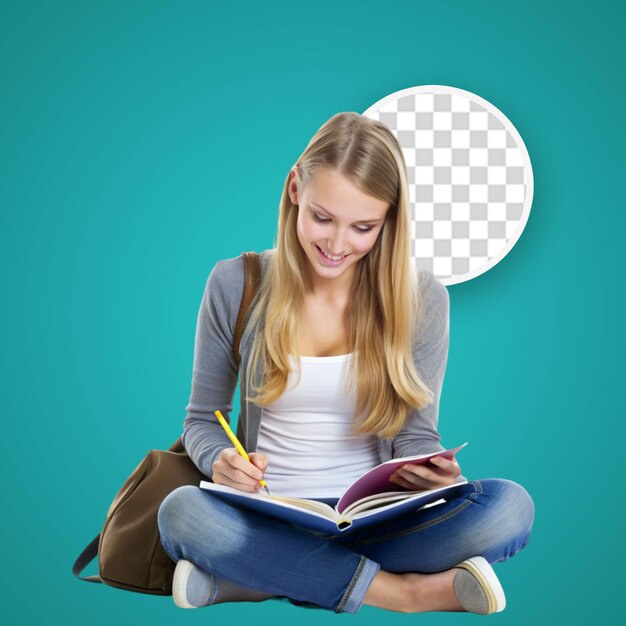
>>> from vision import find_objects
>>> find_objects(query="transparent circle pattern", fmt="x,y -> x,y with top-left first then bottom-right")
363,85 -> 533,285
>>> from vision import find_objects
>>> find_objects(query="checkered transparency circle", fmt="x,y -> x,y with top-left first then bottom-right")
363,85 -> 533,286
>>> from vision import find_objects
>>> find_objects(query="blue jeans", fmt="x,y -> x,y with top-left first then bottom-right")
157,478 -> 534,614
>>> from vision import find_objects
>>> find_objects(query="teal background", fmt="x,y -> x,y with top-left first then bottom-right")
2,1 -> 624,624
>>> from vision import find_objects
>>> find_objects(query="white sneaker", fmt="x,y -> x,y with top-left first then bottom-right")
172,559 -> 214,609
452,556 -> 506,614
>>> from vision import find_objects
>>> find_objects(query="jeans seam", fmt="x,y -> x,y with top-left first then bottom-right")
159,535 -> 178,563
349,480 -> 483,547
336,554 -> 367,613
207,572 -> 216,603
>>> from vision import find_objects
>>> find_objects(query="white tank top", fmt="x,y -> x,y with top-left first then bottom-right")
255,352 -> 380,498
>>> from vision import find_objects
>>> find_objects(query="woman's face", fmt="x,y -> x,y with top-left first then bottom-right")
288,166 -> 390,292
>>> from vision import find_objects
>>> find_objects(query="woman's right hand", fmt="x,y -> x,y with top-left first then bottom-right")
212,447 -> 269,492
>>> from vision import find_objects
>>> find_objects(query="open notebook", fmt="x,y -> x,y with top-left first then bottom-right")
199,442 -> 468,535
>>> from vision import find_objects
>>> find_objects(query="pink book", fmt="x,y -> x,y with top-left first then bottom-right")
337,442 -> 468,512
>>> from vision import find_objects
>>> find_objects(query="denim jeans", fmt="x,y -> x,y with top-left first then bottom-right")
157,477 -> 534,614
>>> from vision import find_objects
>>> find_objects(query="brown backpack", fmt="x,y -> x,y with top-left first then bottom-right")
72,252 -> 261,595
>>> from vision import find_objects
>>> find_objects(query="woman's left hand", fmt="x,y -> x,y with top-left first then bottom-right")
389,455 -> 462,490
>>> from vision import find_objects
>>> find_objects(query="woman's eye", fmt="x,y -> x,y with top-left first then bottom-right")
312,213 -> 330,223
313,213 -> 374,234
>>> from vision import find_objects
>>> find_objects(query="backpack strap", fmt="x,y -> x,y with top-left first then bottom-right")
233,251 -> 261,368
72,535 -> 103,583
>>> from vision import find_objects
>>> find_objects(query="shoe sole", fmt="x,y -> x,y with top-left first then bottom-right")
455,556 -> 506,614
172,559 -> 198,609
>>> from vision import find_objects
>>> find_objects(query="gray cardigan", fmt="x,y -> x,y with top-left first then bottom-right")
182,248 -> 451,482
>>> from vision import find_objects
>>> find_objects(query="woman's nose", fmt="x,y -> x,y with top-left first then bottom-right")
327,230 -> 348,254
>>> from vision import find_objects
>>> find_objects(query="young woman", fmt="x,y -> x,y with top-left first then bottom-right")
157,112 -> 535,614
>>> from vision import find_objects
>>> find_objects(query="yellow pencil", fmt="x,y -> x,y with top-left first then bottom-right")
214,410 -> 271,496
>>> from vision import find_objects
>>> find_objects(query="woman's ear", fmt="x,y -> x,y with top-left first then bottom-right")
288,166 -> 300,204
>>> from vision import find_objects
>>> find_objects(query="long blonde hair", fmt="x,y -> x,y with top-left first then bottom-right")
244,112 -> 433,440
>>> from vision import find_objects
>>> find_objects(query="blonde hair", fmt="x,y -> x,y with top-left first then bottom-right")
244,112 -> 433,439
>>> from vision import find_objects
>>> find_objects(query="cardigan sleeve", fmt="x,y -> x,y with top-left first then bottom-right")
181,256 -> 244,479
391,270 -> 450,459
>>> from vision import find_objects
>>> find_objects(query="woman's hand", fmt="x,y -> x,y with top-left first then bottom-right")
389,455 -> 461,491
212,448 -> 269,492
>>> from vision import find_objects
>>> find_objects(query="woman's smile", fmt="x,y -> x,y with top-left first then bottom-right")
315,244 -> 350,266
